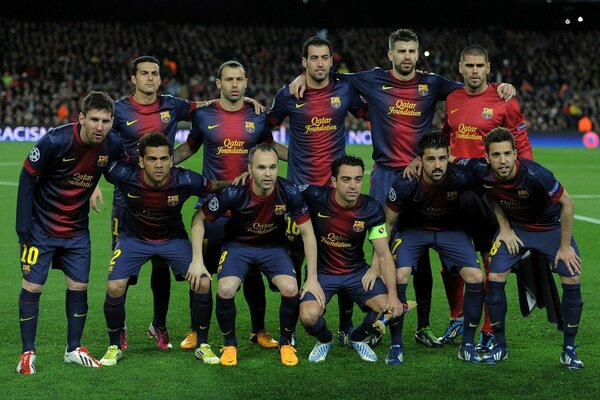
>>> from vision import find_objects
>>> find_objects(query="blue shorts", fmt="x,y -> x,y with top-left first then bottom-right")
204,217 -> 228,274
301,268 -> 388,311
111,188 -> 126,250
459,191 -> 497,252
217,242 -> 296,281
393,229 -> 480,271
369,163 -> 404,206
20,225 -> 91,284
108,236 -> 192,281
489,226 -> 580,277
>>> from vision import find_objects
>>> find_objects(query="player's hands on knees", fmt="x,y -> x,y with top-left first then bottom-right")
403,157 -> 422,180
497,83 -> 516,101
186,260 -> 211,292
90,186 -> 104,213
232,171 -> 250,185
301,278 -> 325,309
243,97 -> 266,115
361,267 -> 380,292
555,245 -> 582,276
288,74 -> 307,100
495,229 -> 523,255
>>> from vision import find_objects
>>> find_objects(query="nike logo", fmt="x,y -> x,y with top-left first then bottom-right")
208,124 -> 220,129
20,316 -> 36,322
220,330 -> 232,336
240,210 -> 253,214
126,119 -> 139,126
381,85 -> 393,90
127,193 -> 141,199
450,108 -> 459,114
108,328 -> 121,332
295,103 -> 307,109
469,323 -> 479,328
62,157 -> 77,163
199,325 -> 209,330
567,323 -> 579,328
483,184 -> 494,189
73,313 -> 87,318
490,321 -> 502,327
317,212 -> 330,218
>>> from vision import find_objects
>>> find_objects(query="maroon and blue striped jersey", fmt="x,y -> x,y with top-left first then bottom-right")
17,123 -> 126,238
107,164 -> 212,241
268,79 -> 367,186
386,164 -> 480,231
202,178 -> 310,246
457,158 -> 564,231
339,69 -> 461,168
114,94 -> 195,157
187,102 -> 273,181
301,185 -> 385,275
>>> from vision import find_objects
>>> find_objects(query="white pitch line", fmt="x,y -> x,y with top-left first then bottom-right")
0,181 -> 18,186
571,195 -> 600,199
575,215 -> 600,225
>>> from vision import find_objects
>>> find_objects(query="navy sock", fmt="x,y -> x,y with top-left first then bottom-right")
561,283 -> 583,348
279,293 -> 300,344
66,289 -> 88,352
389,283 -> 407,346
337,291 -> 354,332
19,289 -> 41,353
150,259 -> 171,327
243,272 -> 266,333
303,317 -> 332,343
188,289 -> 194,330
349,311 -> 379,342
486,281 -> 507,347
104,293 -> 125,347
216,295 -> 237,346
192,291 -> 213,345
414,255 -> 433,330
462,282 -> 484,345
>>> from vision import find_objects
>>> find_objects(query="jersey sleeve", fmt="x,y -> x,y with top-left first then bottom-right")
386,178 -> 415,213
267,86 -> 289,128
336,69 -> 375,98
258,113 -> 274,144
15,167 -> 37,243
189,170 -> 213,197
346,83 -> 368,118
505,99 -> 533,160
434,75 -> 463,100
176,96 -> 196,122
287,184 -> 310,225
202,186 -> 238,221
22,132 -> 55,176
187,112 -> 205,152
531,162 -> 564,204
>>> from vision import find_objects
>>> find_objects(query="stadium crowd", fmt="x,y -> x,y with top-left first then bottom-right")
0,19 -> 598,131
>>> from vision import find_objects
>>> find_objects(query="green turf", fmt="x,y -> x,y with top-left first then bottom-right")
0,143 -> 598,399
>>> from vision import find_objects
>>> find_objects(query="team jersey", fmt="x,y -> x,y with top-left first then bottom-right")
442,85 -> 533,159
107,164 -> 212,241
268,79 -> 367,185
301,185 -> 386,275
17,123 -> 125,237
386,163 -> 480,231
187,102 -> 273,181
458,157 -> 564,231
114,94 -> 195,157
203,178 -> 310,246
339,69 -> 462,168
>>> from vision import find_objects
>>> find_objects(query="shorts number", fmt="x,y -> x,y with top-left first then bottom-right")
20,245 -> 39,265
108,249 -> 122,273
391,238 -> 402,255
202,238 -> 209,256
490,240 -> 501,256
112,217 -> 119,237
218,250 -> 228,266
286,215 -> 300,236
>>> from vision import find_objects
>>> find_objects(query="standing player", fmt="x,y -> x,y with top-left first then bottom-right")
437,45 -> 533,350
457,128 -> 583,369
15,91 -> 125,374
383,133 -> 485,364
290,29 -> 515,347
99,133 -> 230,366
299,155 -> 402,364
269,36 -> 368,343
189,144 -> 318,366
173,60 -> 287,354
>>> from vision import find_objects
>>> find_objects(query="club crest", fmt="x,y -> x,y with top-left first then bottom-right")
418,84 -> 429,96
353,220 -> 365,232
160,111 -> 171,123
167,195 -> 179,206
330,96 -> 341,109
97,155 -> 109,167
245,121 -> 255,133
274,204 -> 287,215
482,107 -> 494,119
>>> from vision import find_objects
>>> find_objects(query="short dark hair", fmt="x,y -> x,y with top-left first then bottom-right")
248,143 -> 277,164
81,91 -> 114,116
302,36 -> 333,59
484,127 -> 515,153
331,155 -> 365,179
460,45 -> 489,62
417,132 -> 449,157
130,56 -> 160,76
138,132 -> 171,157
389,28 -> 419,49
217,60 -> 246,79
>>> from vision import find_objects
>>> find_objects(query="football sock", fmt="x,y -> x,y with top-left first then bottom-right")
66,289 -> 87,352
19,288 -> 41,353
390,283 -> 408,346
480,258 -> 492,333
279,293 -> 300,344
243,271 -> 266,333
192,291 -> 213,344
462,282 -> 484,345
561,283 -> 583,348
441,266 -> 464,319
349,311 -> 379,342
486,281 -> 507,347
414,254 -> 433,330
104,293 -> 125,347
216,295 -> 237,346
303,317 -> 332,344
337,291 -> 354,332
150,258 -> 171,328
188,289 -> 194,330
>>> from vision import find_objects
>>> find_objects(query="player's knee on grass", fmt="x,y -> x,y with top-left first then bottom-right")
460,267 -> 483,284
300,301 -> 322,325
